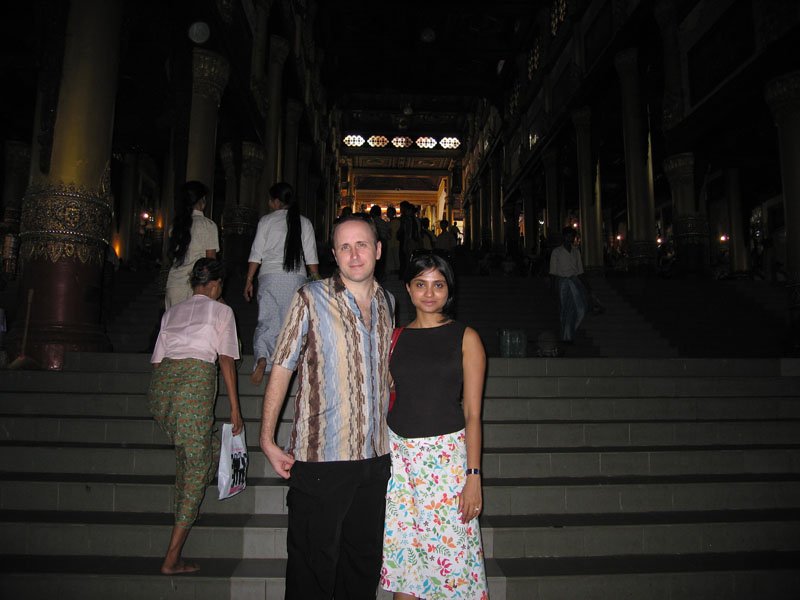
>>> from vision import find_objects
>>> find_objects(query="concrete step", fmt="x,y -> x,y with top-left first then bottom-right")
3,415 -> 800,449
5,368 -> 800,398
56,352 -> 799,377
3,438 -> 799,479
1,553 -> 798,600
3,475 -> 799,516
3,510 -> 799,559
5,392 -> 799,425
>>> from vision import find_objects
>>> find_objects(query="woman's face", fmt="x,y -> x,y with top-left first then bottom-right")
407,267 -> 448,315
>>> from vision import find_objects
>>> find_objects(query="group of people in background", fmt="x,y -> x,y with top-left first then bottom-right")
152,181 -> 488,598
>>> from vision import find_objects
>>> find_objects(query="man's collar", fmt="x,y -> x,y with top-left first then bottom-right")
331,272 -> 379,297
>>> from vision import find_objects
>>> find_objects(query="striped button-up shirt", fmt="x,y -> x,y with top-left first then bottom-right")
272,273 -> 394,462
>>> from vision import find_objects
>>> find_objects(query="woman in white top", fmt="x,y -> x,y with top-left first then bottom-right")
165,181 -> 220,308
149,258 -> 243,575
244,182 -> 319,385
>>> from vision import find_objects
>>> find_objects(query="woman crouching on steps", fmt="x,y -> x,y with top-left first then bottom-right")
149,258 -> 243,574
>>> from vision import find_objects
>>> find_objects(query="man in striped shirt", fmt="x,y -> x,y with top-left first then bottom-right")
259,213 -> 394,599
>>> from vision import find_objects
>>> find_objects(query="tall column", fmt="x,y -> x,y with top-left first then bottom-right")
653,0 -> 685,130
463,199 -> 473,249
186,48 -> 229,214
724,168 -> 749,274
478,179 -> 491,249
222,142 -> 263,278
615,48 -> 656,268
219,143 -> 238,212
572,108 -> 602,269
521,177 -> 536,254
543,149 -> 560,242
765,71 -> 800,348
260,36 -> 290,210
489,157 -> 503,248
296,143 -> 312,215
282,100 -> 303,188
663,152 -> 709,275
249,0 -> 273,116
1,141 -> 30,277
592,159 -> 605,265
14,0 -> 123,369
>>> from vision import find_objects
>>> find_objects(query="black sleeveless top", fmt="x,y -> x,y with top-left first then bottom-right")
387,321 -> 466,438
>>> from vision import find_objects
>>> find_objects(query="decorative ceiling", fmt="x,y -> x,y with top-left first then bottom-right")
315,1 -> 546,199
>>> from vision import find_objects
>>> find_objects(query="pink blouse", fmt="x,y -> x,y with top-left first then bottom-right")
151,294 -> 240,364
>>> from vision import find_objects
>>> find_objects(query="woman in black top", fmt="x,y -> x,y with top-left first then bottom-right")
380,250 -> 489,599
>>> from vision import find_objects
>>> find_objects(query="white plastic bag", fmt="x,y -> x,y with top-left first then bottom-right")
218,423 -> 248,500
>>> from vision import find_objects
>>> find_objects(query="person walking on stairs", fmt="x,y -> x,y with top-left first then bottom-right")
244,182 -> 319,386
164,181 -> 219,309
149,258 -> 244,575
549,226 -> 588,343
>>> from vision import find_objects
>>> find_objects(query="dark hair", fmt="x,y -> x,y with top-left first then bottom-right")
332,212 -> 379,243
169,181 -> 208,266
440,219 -> 449,229
190,257 -> 225,287
369,204 -> 382,218
387,206 -> 396,218
270,182 -> 304,273
403,250 -> 456,319
562,226 -> 577,242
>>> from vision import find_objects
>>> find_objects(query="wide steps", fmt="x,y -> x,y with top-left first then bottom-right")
2,353 -> 799,599
3,509 -> 800,559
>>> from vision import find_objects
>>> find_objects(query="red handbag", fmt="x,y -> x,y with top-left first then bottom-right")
388,327 -> 404,411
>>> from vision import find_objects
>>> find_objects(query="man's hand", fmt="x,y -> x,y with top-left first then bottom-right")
261,439 -> 295,479
244,279 -> 254,302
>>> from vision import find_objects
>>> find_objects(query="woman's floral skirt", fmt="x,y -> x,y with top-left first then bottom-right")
381,428 -> 489,599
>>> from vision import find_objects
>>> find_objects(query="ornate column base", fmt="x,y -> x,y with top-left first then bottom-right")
673,215 -> 710,277
627,240 -> 657,272
9,183 -> 113,369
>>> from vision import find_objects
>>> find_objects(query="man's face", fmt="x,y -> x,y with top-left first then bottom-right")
332,220 -> 382,284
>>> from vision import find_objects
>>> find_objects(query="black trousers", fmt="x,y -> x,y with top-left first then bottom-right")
285,454 -> 391,600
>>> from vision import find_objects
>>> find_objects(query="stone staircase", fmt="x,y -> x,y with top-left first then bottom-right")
606,276 -> 789,357
2,353 -> 800,599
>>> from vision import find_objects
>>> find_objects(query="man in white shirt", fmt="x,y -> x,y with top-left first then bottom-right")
549,227 -> 588,342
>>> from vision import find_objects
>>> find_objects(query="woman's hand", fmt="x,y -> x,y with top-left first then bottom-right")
457,474 -> 483,523
230,406 -> 244,436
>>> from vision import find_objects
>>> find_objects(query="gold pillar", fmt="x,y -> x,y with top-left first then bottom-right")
489,157 -> 503,248
615,48 -> 656,268
543,148 -> 560,242
664,152 -> 710,275
260,36 -> 290,210
186,48 -> 229,214
572,107 -> 602,269
725,168 -> 749,274
283,100 -> 303,188
14,0 -> 122,369
222,142 -> 263,277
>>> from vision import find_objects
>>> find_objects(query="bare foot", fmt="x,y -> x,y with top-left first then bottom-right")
161,560 -> 200,575
250,359 -> 267,385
